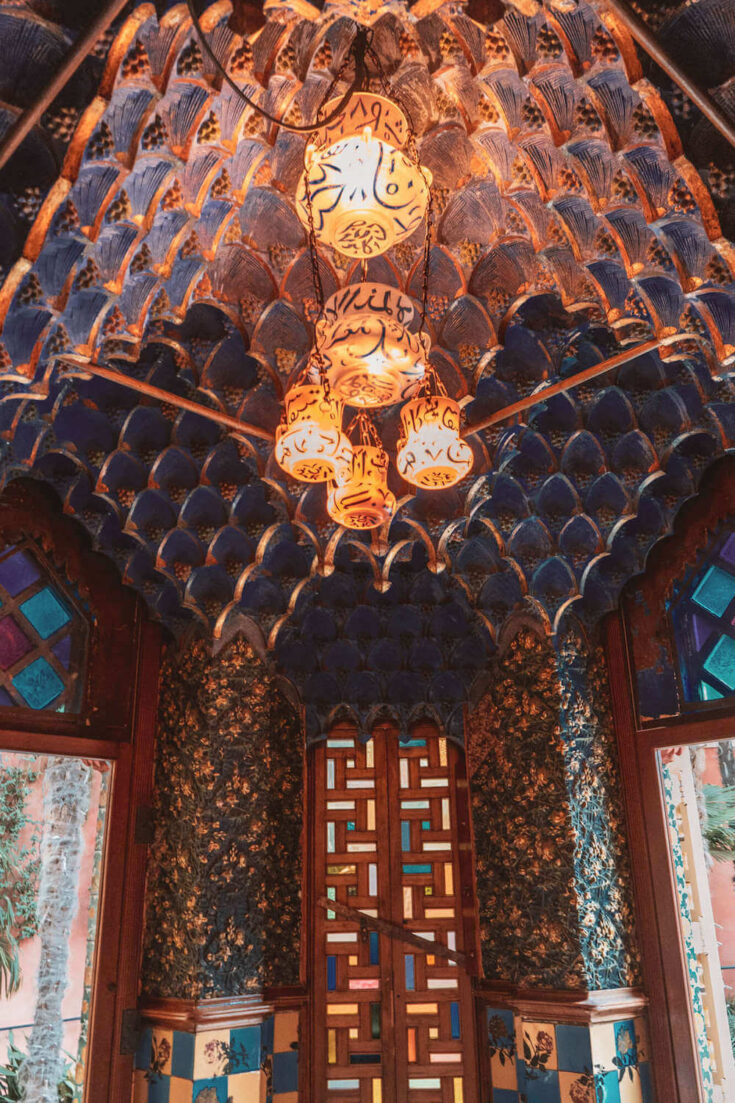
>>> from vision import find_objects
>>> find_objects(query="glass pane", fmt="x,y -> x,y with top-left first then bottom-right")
692,566 -> 735,617
658,740 -> 735,1099
0,544 -> 87,713
0,751 -> 111,1103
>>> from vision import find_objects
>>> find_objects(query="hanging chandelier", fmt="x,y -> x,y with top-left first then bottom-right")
276,47 -> 472,529
296,93 -> 432,259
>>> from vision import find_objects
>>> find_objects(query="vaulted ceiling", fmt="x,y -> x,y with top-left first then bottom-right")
0,0 -> 733,733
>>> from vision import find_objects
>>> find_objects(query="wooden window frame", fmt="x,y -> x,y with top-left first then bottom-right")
0,479 -> 161,1102
606,457 -> 735,1101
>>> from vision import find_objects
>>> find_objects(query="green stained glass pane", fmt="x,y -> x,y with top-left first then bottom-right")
692,566 -> 735,617
13,657 -> 64,709
20,587 -> 71,639
703,635 -> 735,690
370,1003 -> 381,1039
700,681 -> 724,701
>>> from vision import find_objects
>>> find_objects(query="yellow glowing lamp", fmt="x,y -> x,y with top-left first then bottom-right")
315,283 -> 430,408
274,383 -> 352,483
327,444 -> 396,530
296,93 -> 432,258
396,395 -> 473,489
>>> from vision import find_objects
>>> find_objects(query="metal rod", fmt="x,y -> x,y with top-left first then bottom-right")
601,0 -> 735,149
59,358 -> 275,443
462,337 -> 662,437
316,896 -> 468,968
0,0 -> 131,172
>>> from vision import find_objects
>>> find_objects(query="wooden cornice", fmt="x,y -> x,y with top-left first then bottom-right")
475,983 -> 648,1025
139,988 -> 308,1032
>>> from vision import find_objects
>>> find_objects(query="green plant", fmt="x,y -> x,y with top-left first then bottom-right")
0,1034 -> 76,1103
0,764 -> 39,997
703,784 -> 735,862
727,998 -> 735,1061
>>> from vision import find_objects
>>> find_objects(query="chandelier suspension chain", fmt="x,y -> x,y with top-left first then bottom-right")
185,0 -> 368,134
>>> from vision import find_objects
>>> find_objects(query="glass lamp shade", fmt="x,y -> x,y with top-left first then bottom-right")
295,93 -> 432,258
396,396 -> 473,489
327,445 -> 396,530
274,383 -> 352,483
314,283 -> 430,408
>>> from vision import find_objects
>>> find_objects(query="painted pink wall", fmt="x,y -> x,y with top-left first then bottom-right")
0,754 -> 104,1069
703,747 -> 735,995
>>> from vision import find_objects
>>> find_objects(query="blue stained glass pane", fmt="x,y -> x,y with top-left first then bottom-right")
0,551 -> 39,596
20,587 -> 71,639
347,821 -> 356,831
327,955 -> 336,991
692,566 -> 735,617
399,739 -> 426,747
403,863 -> 432,874
401,821 -> 411,851
422,821 -> 431,830
369,931 -> 379,965
13,657 -> 64,709
405,955 -> 415,990
700,681 -> 724,701
52,634 -> 72,669
721,533 -> 735,567
450,1002 -> 461,1040
349,1054 -> 380,1064
703,635 -> 735,690
692,613 -> 714,652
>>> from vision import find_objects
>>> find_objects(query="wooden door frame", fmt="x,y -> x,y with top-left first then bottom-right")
605,610 -> 735,1103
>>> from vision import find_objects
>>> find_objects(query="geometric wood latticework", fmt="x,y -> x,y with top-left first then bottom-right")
313,727 -> 478,1101
0,0 -> 733,668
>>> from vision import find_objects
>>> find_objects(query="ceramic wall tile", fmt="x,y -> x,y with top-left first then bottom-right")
194,1030 -> 231,1080
226,1070 -> 262,1103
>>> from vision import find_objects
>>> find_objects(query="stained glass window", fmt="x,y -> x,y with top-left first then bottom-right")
672,530 -> 735,706
0,543 -> 87,712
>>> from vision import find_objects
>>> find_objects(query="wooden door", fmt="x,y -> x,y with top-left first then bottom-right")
311,726 -> 480,1103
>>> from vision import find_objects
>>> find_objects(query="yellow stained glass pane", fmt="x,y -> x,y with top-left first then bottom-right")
372,1080 -> 382,1103
367,799 -> 376,830
349,1027 -> 358,1039
349,955 -> 358,965
407,1003 -> 438,1014
439,737 -> 447,766
328,1004 -> 359,1015
444,863 -> 453,895
366,739 -> 374,768
403,886 -> 413,918
429,1027 -> 439,1039
453,1077 -> 464,1103
328,1029 -> 336,1064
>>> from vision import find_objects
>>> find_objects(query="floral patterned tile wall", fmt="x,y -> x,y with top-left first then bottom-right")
487,1007 -> 655,1103
133,1011 -> 300,1103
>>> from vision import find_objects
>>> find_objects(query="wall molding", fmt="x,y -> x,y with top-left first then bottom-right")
139,989 -> 307,1032
476,983 -> 648,1024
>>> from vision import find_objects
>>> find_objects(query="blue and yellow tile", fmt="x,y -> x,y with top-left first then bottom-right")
555,1024 -> 592,1074
168,1076 -> 193,1103
194,1030 -> 231,1080
226,1070 -> 262,1102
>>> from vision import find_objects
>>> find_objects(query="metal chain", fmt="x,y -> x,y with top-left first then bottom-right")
364,43 -> 433,336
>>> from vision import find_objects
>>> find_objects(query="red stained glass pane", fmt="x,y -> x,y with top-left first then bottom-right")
0,615 -> 32,670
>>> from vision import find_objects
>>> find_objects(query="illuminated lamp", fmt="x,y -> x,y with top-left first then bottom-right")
274,382 -> 352,483
327,444 -> 396,530
295,93 -> 432,258
396,394 -> 473,488
314,283 -> 430,408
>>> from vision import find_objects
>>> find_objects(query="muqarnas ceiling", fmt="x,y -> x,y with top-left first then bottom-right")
0,0 -> 733,665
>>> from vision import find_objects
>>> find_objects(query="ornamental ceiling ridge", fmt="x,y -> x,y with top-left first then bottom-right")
0,0 -> 732,659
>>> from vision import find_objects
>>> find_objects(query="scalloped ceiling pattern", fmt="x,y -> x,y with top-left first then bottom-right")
0,0 -> 734,734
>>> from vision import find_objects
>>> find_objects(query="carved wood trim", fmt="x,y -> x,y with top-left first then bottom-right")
475,983 -> 648,1025
139,990 -> 308,1032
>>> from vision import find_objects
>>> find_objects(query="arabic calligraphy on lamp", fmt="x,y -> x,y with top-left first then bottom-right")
296,93 -> 432,258
315,283 -> 430,407
274,383 -> 352,483
396,395 -> 473,488
327,445 -> 396,530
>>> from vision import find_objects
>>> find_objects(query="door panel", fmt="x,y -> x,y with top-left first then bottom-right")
312,729 -> 480,1102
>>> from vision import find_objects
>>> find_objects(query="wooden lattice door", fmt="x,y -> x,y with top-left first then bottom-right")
311,726 -> 480,1102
